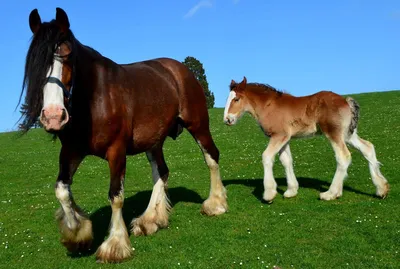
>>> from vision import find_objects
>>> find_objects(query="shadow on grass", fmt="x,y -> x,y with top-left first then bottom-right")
223,177 -> 374,202
68,186 -> 203,258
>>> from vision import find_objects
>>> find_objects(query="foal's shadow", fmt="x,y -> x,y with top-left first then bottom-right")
223,177 -> 374,202
69,186 -> 203,258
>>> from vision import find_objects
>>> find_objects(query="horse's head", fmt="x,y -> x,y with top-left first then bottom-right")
223,76 -> 248,126
21,8 -> 75,133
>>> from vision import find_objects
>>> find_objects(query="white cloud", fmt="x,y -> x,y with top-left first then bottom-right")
184,0 -> 213,19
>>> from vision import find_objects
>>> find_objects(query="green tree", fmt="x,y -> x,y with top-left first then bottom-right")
19,103 -> 42,130
182,56 -> 215,108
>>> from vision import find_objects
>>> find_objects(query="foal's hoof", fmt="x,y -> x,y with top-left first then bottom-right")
201,195 -> 228,216
376,182 -> 390,199
263,190 -> 277,203
283,189 -> 298,198
319,190 -> 340,201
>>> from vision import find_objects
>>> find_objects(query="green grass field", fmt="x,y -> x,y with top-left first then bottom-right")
0,91 -> 399,269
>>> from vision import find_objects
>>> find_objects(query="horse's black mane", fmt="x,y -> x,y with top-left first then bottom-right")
18,20 -> 77,132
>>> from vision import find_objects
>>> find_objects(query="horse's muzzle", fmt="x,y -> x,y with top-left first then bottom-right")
40,105 -> 69,132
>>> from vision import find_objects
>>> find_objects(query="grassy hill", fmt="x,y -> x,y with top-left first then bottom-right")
0,90 -> 399,268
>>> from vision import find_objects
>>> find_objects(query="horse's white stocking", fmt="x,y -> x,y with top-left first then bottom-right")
320,140 -> 351,200
131,151 -> 171,236
279,144 -> 299,198
262,136 -> 289,202
200,148 -> 227,216
347,131 -> 389,198
55,182 -> 93,252
96,192 -> 132,263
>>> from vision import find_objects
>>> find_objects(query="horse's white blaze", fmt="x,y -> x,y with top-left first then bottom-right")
223,91 -> 236,123
43,59 -> 65,108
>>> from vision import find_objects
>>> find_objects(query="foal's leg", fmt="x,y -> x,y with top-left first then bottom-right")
279,144 -> 299,198
188,128 -> 228,216
347,131 -> 389,198
320,138 -> 351,200
262,136 -> 289,202
96,145 -> 132,263
55,147 -> 93,252
131,146 -> 171,236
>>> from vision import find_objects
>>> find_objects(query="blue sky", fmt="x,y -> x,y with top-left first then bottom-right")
1,0 -> 399,132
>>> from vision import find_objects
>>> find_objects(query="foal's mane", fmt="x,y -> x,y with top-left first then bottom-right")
248,83 -> 283,96
18,20 -> 77,131
231,82 -> 283,96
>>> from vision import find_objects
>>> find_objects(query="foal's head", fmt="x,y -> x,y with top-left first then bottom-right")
223,77 -> 249,126
20,8 -> 75,132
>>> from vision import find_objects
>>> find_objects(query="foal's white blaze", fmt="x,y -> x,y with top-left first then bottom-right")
223,91 -> 237,125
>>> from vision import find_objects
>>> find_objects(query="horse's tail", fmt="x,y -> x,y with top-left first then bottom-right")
346,97 -> 360,136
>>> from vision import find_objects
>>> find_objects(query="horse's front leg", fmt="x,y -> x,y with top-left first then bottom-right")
96,144 -> 132,263
55,146 -> 93,252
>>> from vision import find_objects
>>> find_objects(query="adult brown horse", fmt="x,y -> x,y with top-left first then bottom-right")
19,7 -> 227,263
224,77 -> 389,203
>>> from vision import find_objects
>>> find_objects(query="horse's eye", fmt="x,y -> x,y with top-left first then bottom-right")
233,98 -> 240,102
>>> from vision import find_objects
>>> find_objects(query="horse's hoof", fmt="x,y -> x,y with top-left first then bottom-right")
96,236 -> 133,263
201,195 -> 228,216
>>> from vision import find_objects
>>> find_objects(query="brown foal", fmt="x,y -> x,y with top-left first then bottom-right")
224,77 -> 389,202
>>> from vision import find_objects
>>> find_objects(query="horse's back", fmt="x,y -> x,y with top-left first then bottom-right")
152,58 -> 210,126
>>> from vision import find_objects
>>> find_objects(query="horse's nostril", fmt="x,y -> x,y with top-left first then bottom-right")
61,109 -> 67,121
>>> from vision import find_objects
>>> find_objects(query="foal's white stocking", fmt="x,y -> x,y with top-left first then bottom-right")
279,144 -> 299,198
262,136 -> 289,202
320,140 -> 351,200
347,131 -> 389,198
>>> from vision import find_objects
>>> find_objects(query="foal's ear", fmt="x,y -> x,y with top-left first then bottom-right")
55,7 -> 70,32
230,79 -> 236,87
29,9 -> 41,34
239,76 -> 247,87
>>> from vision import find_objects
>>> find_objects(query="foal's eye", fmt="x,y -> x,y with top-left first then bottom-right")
233,98 -> 240,102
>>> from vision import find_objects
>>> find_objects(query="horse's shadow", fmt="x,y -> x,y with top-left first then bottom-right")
69,177 -> 373,258
69,186 -> 203,258
223,177 -> 374,202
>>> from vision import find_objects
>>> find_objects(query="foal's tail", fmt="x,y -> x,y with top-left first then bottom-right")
346,97 -> 360,136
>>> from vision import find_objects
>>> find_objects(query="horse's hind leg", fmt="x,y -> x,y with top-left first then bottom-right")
187,126 -> 228,216
320,137 -> 351,200
279,144 -> 299,198
131,145 -> 171,236
55,147 -> 93,253
347,131 -> 389,198
96,144 -> 132,263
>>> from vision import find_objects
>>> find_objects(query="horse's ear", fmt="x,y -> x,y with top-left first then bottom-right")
56,7 -> 70,32
230,79 -> 236,87
29,9 -> 41,34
